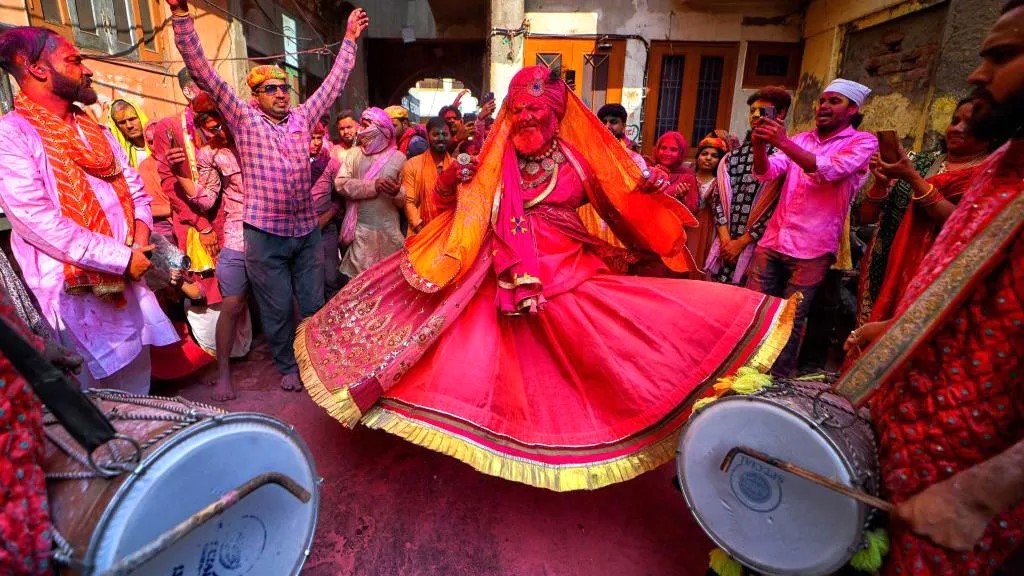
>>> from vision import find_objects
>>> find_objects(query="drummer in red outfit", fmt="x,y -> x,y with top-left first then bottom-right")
856,2 -> 1024,574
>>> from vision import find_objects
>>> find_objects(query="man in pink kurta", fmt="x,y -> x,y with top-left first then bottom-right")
0,27 -> 178,394
747,78 -> 878,376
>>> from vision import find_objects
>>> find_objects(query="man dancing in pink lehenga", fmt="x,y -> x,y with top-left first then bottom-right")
296,66 -> 796,491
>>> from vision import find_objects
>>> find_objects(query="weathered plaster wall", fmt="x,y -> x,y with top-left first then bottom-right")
795,0 -> 1003,151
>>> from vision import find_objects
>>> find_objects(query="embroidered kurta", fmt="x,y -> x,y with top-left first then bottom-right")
0,286 -> 52,576
869,140 -> 1024,576
0,112 -> 178,379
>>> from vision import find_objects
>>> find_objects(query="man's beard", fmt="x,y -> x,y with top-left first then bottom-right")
50,68 -> 97,105
512,115 -> 557,156
968,87 -> 1024,142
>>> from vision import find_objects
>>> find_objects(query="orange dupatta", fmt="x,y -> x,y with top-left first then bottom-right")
16,94 -> 135,304
401,88 -> 697,292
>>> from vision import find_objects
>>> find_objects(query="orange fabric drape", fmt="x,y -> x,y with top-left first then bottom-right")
402,88 -> 697,292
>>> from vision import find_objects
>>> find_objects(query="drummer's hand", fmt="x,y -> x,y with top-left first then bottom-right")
894,475 -> 993,552
43,339 -> 84,375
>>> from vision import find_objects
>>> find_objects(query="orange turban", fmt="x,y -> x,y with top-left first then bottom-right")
384,105 -> 409,121
246,65 -> 287,90
507,66 -> 567,120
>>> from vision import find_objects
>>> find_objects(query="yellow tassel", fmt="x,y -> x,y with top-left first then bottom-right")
713,376 -> 734,394
709,548 -> 744,576
849,529 -> 890,574
692,397 -> 717,412
730,370 -> 773,395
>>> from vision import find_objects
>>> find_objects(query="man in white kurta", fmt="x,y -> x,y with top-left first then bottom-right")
0,28 -> 177,393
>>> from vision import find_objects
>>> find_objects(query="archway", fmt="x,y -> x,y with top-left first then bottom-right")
366,38 -> 485,111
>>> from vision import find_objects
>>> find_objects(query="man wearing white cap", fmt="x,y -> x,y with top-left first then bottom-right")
746,77 -> 878,376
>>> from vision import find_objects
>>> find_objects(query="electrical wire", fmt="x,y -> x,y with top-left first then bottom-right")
190,0 -> 314,41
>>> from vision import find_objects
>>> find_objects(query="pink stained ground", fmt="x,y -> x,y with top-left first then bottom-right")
158,336 -> 716,575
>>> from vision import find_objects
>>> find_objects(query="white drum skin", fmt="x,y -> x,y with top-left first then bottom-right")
677,386 -> 876,576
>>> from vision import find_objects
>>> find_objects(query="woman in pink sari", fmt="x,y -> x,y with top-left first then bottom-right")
296,67 -> 795,491
652,131 -> 699,213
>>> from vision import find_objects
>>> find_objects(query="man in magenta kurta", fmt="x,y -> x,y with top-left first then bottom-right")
0,27 -> 177,394
747,78 -> 878,376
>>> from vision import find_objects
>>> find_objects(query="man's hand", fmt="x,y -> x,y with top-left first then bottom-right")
895,474 -> 994,552
165,147 -> 187,167
166,0 -> 189,14
125,244 -> 154,281
480,99 -> 496,119
345,8 -> 369,42
438,157 -> 480,190
722,237 -> 748,264
751,117 -> 788,148
42,340 -> 84,375
199,229 -> 219,257
318,208 -> 337,230
375,177 -> 400,196
638,167 -> 672,194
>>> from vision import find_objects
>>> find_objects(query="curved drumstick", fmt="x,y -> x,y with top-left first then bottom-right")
720,446 -> 895,513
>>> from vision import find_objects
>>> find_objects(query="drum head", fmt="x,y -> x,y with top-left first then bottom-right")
87,413 -> 319,575
677,396 -> 865,576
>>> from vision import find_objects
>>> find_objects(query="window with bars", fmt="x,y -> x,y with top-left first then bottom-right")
582,53 -> 610,109
28,0 -> 162,60
536,53 -> 563,76
653,55 -> 685,143
692,56 -> 724,146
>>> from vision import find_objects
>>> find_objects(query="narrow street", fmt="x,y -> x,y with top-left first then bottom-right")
158,337 -> 714,576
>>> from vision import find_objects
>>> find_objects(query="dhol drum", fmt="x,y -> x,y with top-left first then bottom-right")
677,380 -> 879,576
43,390 -> 320,576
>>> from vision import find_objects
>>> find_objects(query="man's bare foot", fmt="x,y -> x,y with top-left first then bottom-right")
211,374 -> 237,402
280,372 -> 303,392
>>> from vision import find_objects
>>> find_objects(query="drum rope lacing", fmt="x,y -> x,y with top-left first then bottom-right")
44,390 -> 223,481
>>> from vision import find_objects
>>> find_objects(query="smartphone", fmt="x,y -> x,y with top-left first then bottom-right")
876,130 -> 901,163
758,105 -> 777,123
165,128 -> 177,148
483,91 -> 495,104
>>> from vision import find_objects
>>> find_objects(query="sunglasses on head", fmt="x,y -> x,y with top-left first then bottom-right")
257,84 -> 292,95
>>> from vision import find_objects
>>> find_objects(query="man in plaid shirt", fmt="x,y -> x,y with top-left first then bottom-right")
168,0 -> 368,391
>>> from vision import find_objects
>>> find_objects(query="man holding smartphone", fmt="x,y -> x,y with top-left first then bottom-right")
747,78 -> 877,377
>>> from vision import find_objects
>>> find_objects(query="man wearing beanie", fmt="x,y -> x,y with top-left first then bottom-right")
747,78 -> 877,377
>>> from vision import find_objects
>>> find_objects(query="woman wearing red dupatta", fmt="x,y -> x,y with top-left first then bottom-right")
295,66 -> 796,491
845,100 -> 997,358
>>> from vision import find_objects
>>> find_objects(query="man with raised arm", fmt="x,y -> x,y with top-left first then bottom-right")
167,0 -> 369,391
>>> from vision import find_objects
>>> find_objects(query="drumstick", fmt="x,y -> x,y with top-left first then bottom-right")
720,446 -> 895,513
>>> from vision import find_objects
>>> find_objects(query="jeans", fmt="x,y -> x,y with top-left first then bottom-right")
745,246 -> 834,377
243,224 -> 324,375
320,221 -> 343,301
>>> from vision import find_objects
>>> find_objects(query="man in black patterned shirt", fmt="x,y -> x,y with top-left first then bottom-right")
706,86 -> 791,284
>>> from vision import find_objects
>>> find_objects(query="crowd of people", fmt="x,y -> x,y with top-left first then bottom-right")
0,0 -> 1021,574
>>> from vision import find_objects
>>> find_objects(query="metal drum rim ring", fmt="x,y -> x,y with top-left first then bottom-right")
676,392 -> 869,576
83,411 -> 320,576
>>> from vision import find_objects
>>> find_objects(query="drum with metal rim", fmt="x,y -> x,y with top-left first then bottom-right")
44,390 -> 319,575
676,380 -> 879,576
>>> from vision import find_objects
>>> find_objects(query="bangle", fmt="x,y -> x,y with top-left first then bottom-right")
199,228 -> 213,234
911,184 -> 937,202
171,9 -> 190,18
917,190 -> 945,208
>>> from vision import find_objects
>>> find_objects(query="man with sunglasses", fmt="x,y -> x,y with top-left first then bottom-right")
168,0 -> 369,392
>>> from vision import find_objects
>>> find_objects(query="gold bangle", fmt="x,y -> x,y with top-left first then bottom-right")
911,184 -> 936,202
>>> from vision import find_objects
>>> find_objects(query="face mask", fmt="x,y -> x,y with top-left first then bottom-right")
357,124 -> 387,154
